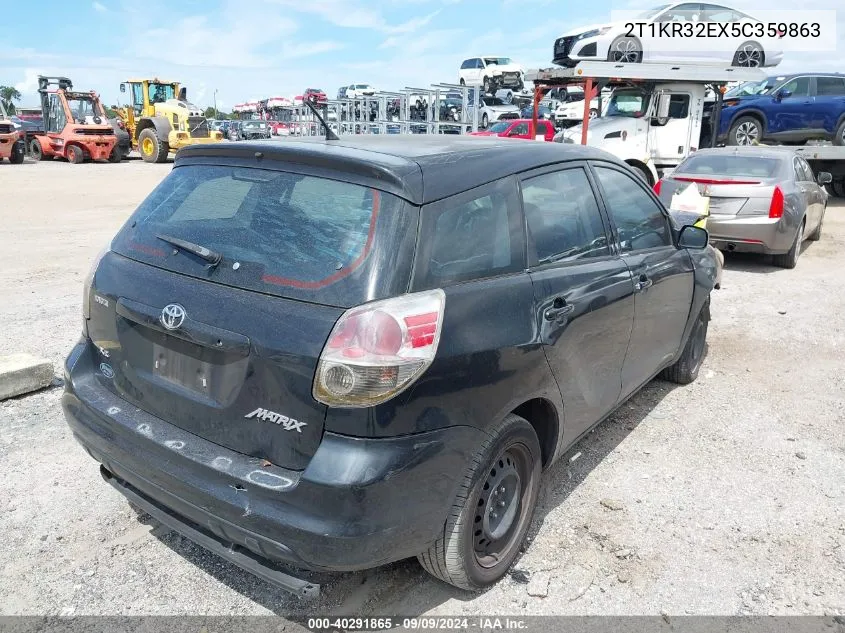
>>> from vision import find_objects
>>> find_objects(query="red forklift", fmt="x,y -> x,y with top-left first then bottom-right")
28,76 -> 119,164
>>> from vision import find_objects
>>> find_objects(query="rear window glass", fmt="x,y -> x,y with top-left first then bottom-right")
112,165 -> 417,308
677,154 -> 780,178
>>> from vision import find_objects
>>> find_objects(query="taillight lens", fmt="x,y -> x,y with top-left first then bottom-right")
769,185 -> 784,219
313,289 -> 446,408
653,179 -> 663,195
81,244 -> 111,336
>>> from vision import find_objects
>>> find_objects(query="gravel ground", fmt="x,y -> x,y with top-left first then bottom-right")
0,158 -> 843,619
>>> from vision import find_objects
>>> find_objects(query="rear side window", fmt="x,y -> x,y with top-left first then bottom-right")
816,77 -> 845,96
677,154 -> 780,178
522,168 -> 609,264
412,177 -> 523,289
112,165 -> 417,308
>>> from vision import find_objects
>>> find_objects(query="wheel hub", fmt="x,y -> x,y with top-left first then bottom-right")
736,122 -> 759,145
475,452 -> 522,558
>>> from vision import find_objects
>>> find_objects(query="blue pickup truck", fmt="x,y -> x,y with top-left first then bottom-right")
718,73 -> 845,147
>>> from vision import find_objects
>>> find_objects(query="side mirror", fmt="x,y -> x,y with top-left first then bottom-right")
120,84 -> 126,93
678,224 -> 709,249
777,88 -> 792,100
817,171 -> 833,185
656,93 -> 672,119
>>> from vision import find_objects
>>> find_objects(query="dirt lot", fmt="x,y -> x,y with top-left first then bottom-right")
0,158 -> 843,619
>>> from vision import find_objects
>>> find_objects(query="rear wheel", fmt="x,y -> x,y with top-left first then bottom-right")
138,128 -> 169,163
67,144 -> 84,164
417,414 -> 541,590
732,42 -> 764,67
772,220 -> 804,269
607,36 -> 642,63
833,119 -> 845,146
108,146 -> 122,163
660,299 -> 709,385
30,138 -> 48,161
481,113 -> 489,129
834,180 -> 845,198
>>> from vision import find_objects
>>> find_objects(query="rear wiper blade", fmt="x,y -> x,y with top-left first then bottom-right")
156,234 -> 222,267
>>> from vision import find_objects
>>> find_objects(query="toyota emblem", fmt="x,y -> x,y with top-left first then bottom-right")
160,304 -> 186,330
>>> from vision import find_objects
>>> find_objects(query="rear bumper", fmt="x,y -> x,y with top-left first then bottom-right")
61,340 -> 483,574
707,214 -> 795,254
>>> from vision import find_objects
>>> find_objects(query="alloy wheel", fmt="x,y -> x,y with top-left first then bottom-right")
735,45 -> 763,67
735,121 -> 759,145
611,39 -> 641,63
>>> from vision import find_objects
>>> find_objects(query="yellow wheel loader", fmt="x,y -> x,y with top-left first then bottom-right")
116,78 -> 223,163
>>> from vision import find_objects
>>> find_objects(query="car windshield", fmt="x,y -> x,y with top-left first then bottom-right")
111,165 -> 416,307
605,90 -> 650,118
488,122 -> 510,133
677,154 -> 781,178
354,85 -> 370,89
725,78 -> 779,97
483,57 -> 512,66
638,4 -> 669,18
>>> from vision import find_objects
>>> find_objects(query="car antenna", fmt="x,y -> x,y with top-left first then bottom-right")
303,98 -> 339,141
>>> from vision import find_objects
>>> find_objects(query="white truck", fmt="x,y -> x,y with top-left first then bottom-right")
527,62 -> 768,185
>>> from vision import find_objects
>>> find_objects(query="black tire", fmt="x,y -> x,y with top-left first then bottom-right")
660,299 -> 709,385
834,180 -> 845,198
482,76 -> 491,94
772,220 -> 804,269
138,127 -> 169,163
732,42 -> 764,67
108,146 -> 122,163
417,413 -> 542,591
459,78 -> 466,86
630,163 -> 651,185
481,113 -> 489,129
9,142 -> 24,164
807,208 -> 824,241
67,144 -> 84,164
30,138 -> 48,161
727,115 -> 762,146
607,36 -> 642,63
833,119 -> 845,146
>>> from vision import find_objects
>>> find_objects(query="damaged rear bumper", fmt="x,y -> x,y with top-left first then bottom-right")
61,340 -> 483,595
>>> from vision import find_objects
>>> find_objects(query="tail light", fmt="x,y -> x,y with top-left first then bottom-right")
653,179 -> 663,195
768,185 -> 784,219
313,289 -> 446,408
82,244 -> 111,337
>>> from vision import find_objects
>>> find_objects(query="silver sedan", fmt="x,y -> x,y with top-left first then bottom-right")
655,147 -> 831,269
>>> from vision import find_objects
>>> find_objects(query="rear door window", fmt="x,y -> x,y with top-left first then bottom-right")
412,177 -> 524,289
112,165 -> 417,308
816,77 -> 845,96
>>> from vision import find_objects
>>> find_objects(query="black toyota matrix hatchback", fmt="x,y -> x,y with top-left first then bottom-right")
62,136 -> 717,598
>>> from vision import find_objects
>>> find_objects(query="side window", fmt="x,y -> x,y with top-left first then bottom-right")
47,94 -> 66,133
414,178 -> 523,287
593,166 -> 672,252
780,77 -> 810,97
800,158 -> 816,182
792,157 -> 806,182
475,58 -> 484,69
521,168 -> 609,264
538,121 -> 551,134
668,94 -> 690,118
512,122 -> 529,135
460,59 -> 471,70
655,3 -> 702,22
701,4 -> 739,21
816,77 -> 845,96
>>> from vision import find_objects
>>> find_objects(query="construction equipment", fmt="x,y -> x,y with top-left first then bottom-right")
29,76 -> 119,164
0,102 -> 25,164
117,78 -> 223,163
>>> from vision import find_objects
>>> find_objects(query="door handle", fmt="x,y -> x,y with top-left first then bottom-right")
544,297 -> 575,321
634,274 -> 653,292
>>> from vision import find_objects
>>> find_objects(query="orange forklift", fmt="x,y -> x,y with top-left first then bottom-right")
28,76 -> 118,164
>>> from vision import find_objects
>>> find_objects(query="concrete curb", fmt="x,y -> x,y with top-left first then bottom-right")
0,353 -> 55,400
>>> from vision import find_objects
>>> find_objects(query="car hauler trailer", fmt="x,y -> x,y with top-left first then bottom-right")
794,146 -> 845,198
526,61 -> 767,184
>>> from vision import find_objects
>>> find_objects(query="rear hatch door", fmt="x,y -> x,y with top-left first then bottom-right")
87,163 -> 417,470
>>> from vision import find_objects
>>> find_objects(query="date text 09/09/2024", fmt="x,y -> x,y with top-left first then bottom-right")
624,21 -> 821,39
307,617 -> 529,630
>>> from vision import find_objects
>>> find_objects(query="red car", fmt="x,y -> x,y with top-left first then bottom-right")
470,118 -> 555,141
303,88 -> 328,104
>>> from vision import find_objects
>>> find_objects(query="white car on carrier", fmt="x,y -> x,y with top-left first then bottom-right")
459,56 -> 525,94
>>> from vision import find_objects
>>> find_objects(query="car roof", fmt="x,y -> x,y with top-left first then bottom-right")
175,136 -> 615,205
767,72 -> 845,80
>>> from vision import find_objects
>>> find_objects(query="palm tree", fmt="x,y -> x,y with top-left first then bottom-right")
0,86 -> 22,114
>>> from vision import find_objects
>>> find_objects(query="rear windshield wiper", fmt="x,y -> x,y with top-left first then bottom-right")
156,234 -> 222,267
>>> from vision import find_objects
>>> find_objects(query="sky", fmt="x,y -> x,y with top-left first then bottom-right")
1,0 -> 842,113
